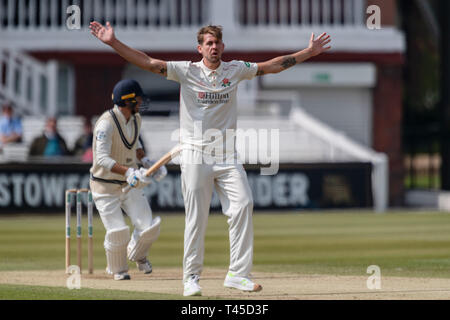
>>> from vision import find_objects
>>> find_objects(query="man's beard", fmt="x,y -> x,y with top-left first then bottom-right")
207,54 -> 221,64
127,102 -> 138,115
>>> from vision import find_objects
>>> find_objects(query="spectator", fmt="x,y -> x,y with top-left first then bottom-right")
0,102 -> 23,151
29,117 -> 71,157
73,117 -> 94,162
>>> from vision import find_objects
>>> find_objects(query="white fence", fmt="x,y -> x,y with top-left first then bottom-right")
0,49 -> 58,116
0,0 -> 365,30
0,0 -> 404,53
0,0 -> 209,30
237,0 -> 366,28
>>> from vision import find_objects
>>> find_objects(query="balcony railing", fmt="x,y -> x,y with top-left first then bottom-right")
0,49 -> 58,116
0,0 -> 209,30
237,0 -> 366,28
0,0 -> 366,31
0,0 -> 403,53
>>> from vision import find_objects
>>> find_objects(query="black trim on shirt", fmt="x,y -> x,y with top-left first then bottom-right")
90,173 -> 127,185
109,109 -> 138,150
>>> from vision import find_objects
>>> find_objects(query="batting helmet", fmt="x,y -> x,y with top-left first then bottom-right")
112,79 -> 144,107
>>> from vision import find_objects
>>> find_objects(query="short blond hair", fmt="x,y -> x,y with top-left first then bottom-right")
197,25 -> 223,44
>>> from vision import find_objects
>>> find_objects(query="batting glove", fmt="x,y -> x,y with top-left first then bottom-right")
125,168 -> 152,189
141,157 -> 168,182
135,168 -> 153,187
125,168 -> 138,188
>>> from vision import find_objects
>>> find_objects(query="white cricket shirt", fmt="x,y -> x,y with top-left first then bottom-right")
167,59 -> 258,156
94,105 -> 143,170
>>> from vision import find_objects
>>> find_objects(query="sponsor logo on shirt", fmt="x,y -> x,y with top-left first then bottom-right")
197,92 -> 230,105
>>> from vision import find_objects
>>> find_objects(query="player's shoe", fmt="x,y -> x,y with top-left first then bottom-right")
136,258 -> 152,274
106,267 -> 131,280
113,271 -> 131,281
183,274 -> 202,297
224,272 -> 262,292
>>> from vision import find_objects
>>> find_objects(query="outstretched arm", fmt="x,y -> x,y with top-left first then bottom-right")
89,21 -> 167,77
256,32 -> 331,76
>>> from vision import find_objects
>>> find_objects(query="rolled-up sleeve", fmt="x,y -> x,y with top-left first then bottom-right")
94,119 -> 116,170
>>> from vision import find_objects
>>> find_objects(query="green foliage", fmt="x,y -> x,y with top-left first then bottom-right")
401,0 -> 441,113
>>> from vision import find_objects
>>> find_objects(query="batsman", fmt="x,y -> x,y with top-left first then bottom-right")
89,79 -> 167,280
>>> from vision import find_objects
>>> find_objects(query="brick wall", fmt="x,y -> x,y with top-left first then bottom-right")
372,64 -> 404,205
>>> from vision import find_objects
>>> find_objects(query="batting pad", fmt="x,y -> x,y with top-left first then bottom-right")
127,216 -> 161,262
104,226 -> 130,274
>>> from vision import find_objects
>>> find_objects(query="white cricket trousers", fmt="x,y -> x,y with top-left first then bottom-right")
180,149 -> 254,282
91,188 -> 153,239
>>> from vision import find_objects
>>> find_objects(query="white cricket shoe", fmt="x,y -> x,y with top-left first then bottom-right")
136,258 -> 152,274
183,274 -> 202,297
113,271 -> 131,281
224,272 -> 262,292
106,267 -> 131,280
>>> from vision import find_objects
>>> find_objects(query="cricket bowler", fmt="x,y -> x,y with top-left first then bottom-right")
90,22 -> 331,294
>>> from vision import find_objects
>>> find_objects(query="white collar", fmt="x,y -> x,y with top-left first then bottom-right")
114,105 -> 133,124
200,59 -> 223,77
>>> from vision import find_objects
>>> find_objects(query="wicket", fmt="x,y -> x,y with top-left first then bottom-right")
65,188 -> 94,274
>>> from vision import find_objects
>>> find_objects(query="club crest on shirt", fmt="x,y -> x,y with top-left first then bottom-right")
126,158 -> 132,163
221,78 -> 231,87
96,131 -> 106,141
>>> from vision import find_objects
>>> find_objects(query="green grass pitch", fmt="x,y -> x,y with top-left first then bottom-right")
1,210 -> 450,299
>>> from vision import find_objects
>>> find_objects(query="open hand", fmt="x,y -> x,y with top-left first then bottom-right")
89,21 -> 115,45
308,32 -> 332,57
